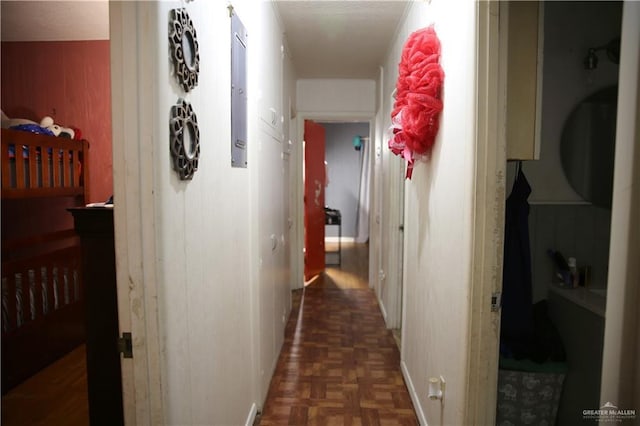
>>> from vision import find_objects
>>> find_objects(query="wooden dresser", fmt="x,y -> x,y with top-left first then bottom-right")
69,207 -> 123,426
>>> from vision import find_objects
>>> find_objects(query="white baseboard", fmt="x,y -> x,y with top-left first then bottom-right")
401,360 -> 427,425
244,403 -> 258,426
378,296 -> 388,323
324,236 -> 355,243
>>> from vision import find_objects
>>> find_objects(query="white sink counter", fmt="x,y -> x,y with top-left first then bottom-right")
548,285 -> 606,318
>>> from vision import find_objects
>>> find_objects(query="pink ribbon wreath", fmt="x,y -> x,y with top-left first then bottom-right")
388,25 -> 444,179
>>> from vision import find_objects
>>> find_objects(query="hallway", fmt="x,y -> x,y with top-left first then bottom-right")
257,243 -> 418,425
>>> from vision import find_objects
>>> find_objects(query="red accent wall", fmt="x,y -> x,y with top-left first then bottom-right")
1,40 -> 112,203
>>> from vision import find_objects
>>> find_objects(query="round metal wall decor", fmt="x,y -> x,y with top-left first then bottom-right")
169,8 -> 200,92
170,99 -> 200,180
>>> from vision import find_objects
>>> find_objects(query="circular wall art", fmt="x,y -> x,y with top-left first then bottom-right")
170,99 -> 200,180
169,8 -> 200,92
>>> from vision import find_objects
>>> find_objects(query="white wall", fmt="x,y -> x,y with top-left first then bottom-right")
111,2 -> 292,424
247,0 -> 294,406
282,32 -> 297,296
377,1 -> 478,424
297,79 -> 376,114
322,122 -> 370,238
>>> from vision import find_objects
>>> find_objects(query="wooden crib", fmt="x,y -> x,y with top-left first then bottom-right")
1,127 -> 90,393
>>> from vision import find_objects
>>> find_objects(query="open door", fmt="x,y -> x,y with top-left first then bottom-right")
304,120 -> 326,281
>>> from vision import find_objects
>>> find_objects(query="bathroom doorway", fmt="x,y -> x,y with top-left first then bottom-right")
498,2 -> 623,424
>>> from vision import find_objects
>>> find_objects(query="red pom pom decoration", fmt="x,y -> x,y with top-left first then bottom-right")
388,25 -> 444,179
70,126 -> 82,141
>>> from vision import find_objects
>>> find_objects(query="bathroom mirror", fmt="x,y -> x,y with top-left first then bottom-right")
560,86 -> 617,208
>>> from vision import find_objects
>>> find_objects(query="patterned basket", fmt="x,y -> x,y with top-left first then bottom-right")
496,360 -> 567,426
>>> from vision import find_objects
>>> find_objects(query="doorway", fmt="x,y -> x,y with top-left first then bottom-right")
300,119 -> 374,287
320,121 -> 371,243
0,3 -> 113,424
496,2 -> 622,425
303,120 -> 327,282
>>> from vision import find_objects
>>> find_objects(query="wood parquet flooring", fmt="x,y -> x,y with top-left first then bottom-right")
258,243 -> 418,426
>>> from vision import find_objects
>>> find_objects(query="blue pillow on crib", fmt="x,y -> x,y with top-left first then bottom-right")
10,124 -> 55,136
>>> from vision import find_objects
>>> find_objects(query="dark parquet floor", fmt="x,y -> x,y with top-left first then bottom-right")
257,243 -> 418,426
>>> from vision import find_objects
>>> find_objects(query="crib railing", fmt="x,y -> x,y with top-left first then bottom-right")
1,233 -> 86,393
1,128 -> 89,200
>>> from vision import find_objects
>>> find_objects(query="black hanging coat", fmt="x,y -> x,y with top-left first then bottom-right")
500,165 -> 534,359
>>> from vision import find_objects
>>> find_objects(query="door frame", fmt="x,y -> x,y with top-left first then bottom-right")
292,112 -> 376,290
600,0 -> 640,409
110,2 -> 164,424
463,2 -> 506,424
383,142 -> 405,329
466,2 -> 640,423
376,66 -> 405,331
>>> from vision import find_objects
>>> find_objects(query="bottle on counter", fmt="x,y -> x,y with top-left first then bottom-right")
580,265 -> 591,288
568,257 -> 579,288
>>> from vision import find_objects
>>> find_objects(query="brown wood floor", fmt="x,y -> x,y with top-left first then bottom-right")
1,344 -> 89,426
257,242 -> 418,425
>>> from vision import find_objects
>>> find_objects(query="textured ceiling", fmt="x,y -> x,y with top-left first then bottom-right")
1,0 -> 408,79
275,1 -> 410,79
